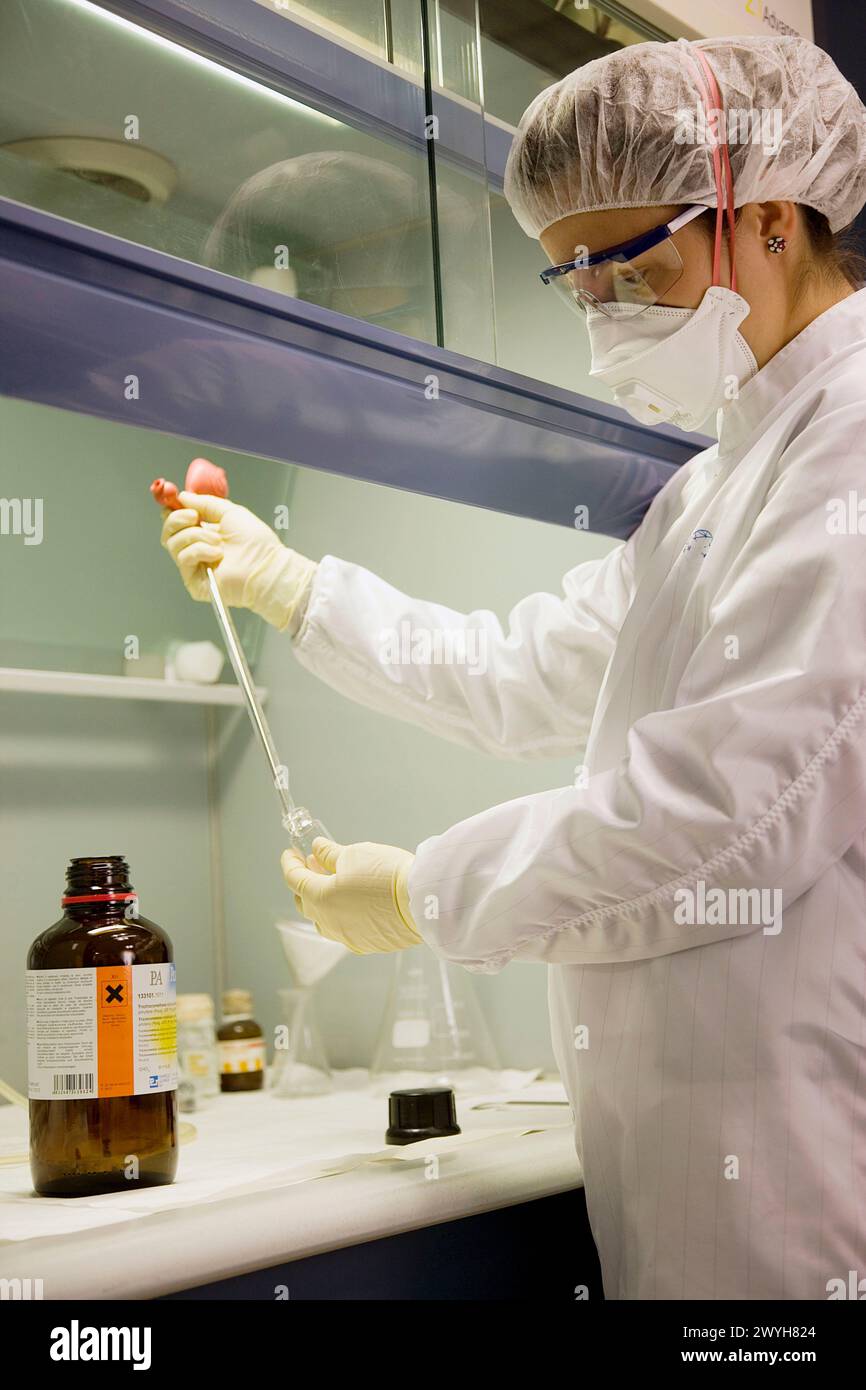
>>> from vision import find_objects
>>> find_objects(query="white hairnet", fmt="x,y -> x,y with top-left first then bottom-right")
504,35 -> 866,237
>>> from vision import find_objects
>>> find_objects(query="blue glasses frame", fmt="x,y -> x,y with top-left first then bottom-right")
539,204 -> 708,292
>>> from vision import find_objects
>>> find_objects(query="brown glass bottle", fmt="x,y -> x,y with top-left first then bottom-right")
218,989 -> 266,1091
27,856 -> 178,1197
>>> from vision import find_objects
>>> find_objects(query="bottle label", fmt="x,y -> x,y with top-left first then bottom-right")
180,1048 -> 215,1079
392,1019 -> 431,1049
218,1037 -> 266,1075
26,964 -> 177,1101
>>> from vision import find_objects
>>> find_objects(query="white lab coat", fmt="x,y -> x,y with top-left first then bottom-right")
293,289 -> 866,1299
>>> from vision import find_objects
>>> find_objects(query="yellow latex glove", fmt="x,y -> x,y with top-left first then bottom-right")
281,838 -> 422,954
160,492 -> 317,633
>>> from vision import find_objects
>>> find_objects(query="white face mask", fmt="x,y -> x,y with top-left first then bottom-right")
586,286 -> 758,432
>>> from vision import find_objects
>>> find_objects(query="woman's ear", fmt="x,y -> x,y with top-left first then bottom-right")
753,201 -> 798,245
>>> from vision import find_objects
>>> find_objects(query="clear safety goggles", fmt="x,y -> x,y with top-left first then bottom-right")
539,205 -> 708,318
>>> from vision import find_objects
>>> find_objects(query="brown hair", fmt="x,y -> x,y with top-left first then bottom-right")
798,205 -> 866,291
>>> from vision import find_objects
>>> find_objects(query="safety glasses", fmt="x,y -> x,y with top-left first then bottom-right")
539,205 -> 708,318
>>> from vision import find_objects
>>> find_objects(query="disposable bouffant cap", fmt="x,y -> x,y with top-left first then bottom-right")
504,35 -> 866,237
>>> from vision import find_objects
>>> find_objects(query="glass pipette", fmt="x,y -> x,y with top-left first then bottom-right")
151,464 -> 331,856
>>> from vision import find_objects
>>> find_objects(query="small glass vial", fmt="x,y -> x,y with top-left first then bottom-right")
282,806 -> 332,861
27,856 -> 178,1197
218,989 -> 265,1091
177,993 -> 220,1109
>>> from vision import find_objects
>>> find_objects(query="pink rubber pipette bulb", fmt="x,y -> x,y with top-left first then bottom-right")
151,478 -> 181,510
185,458 -> 229,497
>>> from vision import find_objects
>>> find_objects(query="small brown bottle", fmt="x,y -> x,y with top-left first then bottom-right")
27,857 -> 178,1197
218,989 -> 265,1091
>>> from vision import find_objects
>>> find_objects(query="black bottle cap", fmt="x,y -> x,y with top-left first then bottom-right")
386,1087 -> 461,1146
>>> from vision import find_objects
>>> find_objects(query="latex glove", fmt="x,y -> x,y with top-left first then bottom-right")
281,838 -> 423,954
160,492 -> 317,633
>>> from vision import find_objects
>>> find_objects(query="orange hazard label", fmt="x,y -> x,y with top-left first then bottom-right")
96,965 -> 134,1098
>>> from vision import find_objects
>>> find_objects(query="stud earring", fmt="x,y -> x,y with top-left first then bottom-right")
767,235 -> 787,254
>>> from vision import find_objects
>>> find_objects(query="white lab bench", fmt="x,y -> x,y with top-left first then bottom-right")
0,1080 -> 598,1300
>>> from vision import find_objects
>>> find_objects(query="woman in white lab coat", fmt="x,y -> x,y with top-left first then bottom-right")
163,36 -> 866,1299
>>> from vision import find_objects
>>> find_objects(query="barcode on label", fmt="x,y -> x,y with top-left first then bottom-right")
51,1073 -> 94,1095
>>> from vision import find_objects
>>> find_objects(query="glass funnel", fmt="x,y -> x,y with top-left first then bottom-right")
271,919 -> 349,1097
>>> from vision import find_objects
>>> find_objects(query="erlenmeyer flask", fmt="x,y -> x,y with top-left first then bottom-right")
370,947 -> 502,1095
270,988 -> 331,1097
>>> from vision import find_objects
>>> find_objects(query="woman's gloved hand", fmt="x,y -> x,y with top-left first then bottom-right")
281,839 -> 422,953
160,492 -> 317,633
